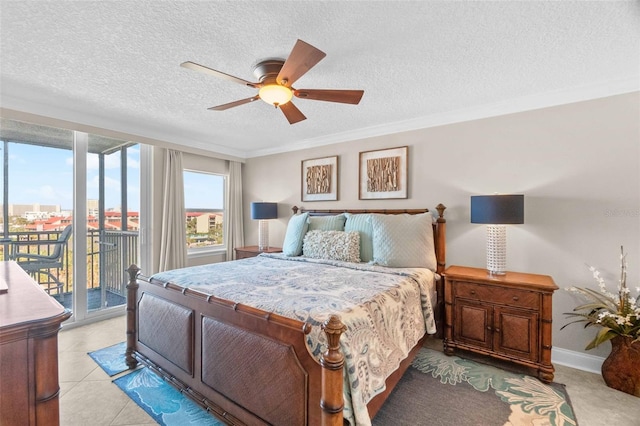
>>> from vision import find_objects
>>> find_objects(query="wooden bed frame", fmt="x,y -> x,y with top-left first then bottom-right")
125,205 -> 446,425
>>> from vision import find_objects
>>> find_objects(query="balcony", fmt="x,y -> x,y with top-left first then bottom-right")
2,229 -> 138,311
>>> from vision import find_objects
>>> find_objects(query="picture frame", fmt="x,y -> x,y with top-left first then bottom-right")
301,156 -> 338,202
359,146 -> 408,200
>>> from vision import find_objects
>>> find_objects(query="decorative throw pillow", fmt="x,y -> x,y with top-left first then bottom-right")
369,213 -> 437,270
282,213 -> 309,256
344,213 -> 374,263
308,214 -> 346,232
302,230 -> 360,263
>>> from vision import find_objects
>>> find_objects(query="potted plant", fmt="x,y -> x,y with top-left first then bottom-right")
562,246 -> 640,397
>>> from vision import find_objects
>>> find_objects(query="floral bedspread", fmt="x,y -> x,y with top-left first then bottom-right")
150,253 -> 437,426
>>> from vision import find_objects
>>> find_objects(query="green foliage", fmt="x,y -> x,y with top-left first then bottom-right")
562,247 -> 640,350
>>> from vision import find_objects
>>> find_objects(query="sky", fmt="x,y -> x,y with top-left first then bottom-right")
3,142 -> 224,213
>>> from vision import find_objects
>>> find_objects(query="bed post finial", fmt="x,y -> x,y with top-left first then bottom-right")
125,264 -> 140,369
435,203 -> 446,221
292,205 -> 299,215
320,315 -> 347,425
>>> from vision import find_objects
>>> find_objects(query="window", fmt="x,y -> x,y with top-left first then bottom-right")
183,170 -> 225,253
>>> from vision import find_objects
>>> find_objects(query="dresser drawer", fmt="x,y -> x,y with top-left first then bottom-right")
454,281 -> 539,309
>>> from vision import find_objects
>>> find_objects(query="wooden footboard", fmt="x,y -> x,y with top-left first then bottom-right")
126,265 -> 346,425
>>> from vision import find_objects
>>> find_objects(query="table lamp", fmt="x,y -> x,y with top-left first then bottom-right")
251,202 -> 278,251
471,194 -> 524,275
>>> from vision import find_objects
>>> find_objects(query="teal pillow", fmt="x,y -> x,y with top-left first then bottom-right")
282,213 -> 309,256
369,213 -> 436,270
344,213 -> 374,262
308,213 -> 346,232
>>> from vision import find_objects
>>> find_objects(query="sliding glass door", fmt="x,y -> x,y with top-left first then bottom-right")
85,135 -> 139,314
0,118 -> 141,324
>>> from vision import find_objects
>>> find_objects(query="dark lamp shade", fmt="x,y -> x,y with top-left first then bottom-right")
471,195 -> 524,224
251,202 -> 278,220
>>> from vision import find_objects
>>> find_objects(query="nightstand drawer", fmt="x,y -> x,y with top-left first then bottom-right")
454,281 -> 539,309
234,246 -> 282,260
235,250 -> 256,260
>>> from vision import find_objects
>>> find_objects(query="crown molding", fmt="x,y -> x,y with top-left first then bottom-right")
0,82 -> 247,161
2,78 -> 637,160
248,78 -> 639,158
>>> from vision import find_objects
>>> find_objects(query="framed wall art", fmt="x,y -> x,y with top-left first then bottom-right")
359,146 -> 408,200
301,155 -> 338,202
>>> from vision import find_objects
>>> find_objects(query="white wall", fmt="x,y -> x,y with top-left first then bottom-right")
244,93 -> 640,361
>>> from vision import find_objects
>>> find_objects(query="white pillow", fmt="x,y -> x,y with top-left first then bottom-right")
369,213 -> 437,270
282,213 -> 309,256
302,230 -> 360,263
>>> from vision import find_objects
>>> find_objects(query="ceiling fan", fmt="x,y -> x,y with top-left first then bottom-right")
181,39 -> 364,125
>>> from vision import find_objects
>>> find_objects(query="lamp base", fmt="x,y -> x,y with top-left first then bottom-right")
486,224 -> 506,275
258,220 -> 269,251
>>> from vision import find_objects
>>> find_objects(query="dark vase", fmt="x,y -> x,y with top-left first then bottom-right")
601,335 -> 640,397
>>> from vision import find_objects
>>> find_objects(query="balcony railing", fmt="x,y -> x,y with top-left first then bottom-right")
1,229 -> 138,307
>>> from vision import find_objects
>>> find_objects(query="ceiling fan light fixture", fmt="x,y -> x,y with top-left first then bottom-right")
259,84 -> 292,107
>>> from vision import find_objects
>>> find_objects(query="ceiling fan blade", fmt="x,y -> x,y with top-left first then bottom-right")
208,96 -> 260,111
276,40 -> 326,87
181,61 -> 260,88
279,102 -> 307,124
294,89 -> 364,105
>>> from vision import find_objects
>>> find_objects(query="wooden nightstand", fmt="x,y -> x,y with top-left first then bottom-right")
443,265 -> 558,382
234,245 -> 282,260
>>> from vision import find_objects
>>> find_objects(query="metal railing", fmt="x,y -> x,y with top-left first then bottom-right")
1,229 -> 138,300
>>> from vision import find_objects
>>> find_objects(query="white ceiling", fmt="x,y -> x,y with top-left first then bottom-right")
1,1 -> 638,159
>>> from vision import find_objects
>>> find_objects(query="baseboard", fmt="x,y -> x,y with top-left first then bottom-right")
552,347 -> 604,374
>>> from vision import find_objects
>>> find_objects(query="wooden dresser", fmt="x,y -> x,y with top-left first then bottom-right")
0,261 -> 71,426
234,245 -> 282,260
443,265 -> 558,382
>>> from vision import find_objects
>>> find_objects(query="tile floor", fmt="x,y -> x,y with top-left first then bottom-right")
58,315 -> 155,425
58,316 -> 640,425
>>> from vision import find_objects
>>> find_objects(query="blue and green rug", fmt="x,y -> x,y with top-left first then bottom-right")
114,367 -> 224,425
88,342 -> 128,376
89,344 -> 577,425
373,348 -> 577,425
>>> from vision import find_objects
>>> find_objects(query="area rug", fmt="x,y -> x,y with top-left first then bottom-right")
87,342 -> 129,376
113,367 -> 225,425
93,344 -> 577,425
372,347 -> 577,426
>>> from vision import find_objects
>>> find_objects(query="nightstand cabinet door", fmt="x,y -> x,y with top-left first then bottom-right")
494,306 -> 539,362
454,300 -> 492,350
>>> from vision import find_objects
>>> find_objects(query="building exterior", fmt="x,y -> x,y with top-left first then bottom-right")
3,203 -> 61,217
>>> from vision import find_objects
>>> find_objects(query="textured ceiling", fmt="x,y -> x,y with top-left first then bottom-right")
1,1 -> 638,159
